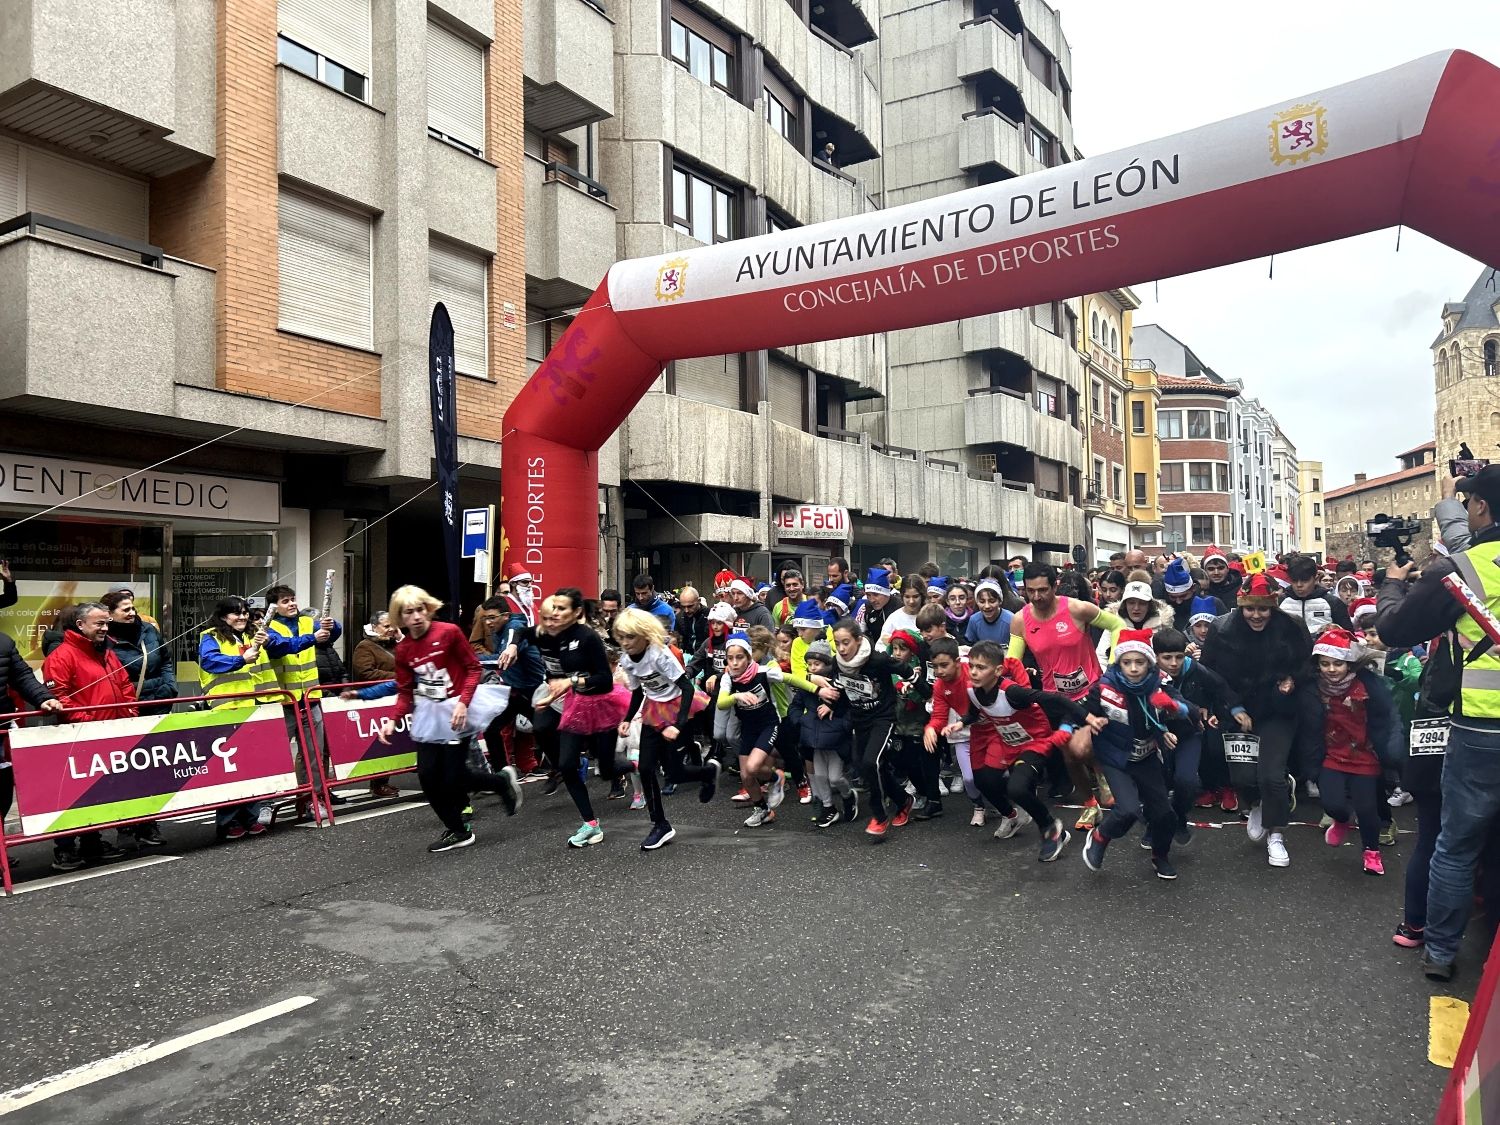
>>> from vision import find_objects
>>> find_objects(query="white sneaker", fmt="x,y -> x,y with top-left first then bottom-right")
1246,804 -> 1266,843
903,779 -> 917,797
969,807 -> 986,827
1306,780 -> 1320,799
992,809 -> 1032,840
949,776 -> 967,796
744,806 -> 773,828
1267,833 -> 1290,867
1389,787 -> 1414,807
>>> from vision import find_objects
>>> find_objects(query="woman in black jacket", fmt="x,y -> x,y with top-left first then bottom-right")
1201,574 -> 1313,869
0,632 -> 63,820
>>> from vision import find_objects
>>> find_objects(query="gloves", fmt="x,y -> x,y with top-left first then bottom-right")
1149,690 -> 1176,712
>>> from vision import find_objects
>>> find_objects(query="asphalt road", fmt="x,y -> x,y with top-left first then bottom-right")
0,778 -> 1478,1124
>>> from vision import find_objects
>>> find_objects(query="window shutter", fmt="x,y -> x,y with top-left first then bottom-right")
22,149 -> 147,240
0,139 -> 18,219
767,357 -> 806,429
674,354 -> 742,410
429,239 -> 488,377
279,0 -> 371,77
277,188 -> 373,350
427,21 -> 485,154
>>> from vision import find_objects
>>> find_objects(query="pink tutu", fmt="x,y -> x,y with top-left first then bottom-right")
559,685 -> 631,734
639,690 -> 709,731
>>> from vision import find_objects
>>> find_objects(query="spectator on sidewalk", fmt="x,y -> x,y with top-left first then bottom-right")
0,630 -> 62,822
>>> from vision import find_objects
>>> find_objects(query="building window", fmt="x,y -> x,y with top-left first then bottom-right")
429,238 -> 488,377
1090,379 -> 1102,417
1163,514 -> 1186,544
1037,458 -> 1064,501
1313,501 -> 1322,516
1035,376 -> 1063,419
1092,457 -> 1105,496
1022,33 -> 1054,89
1312,477 -> 1320,491
1107,391 -> 1120,427
1187,409 -> 1212,439
1026,121 -> 1055,167
1191,515 -> 1215,543
763,64 -> 800,145
1219,515 -> 1234,544
1314,526 -> 1323,541
277,187 -> 373,350
1134,473 -> 1149,507
1090,311 -> 1099,342
670,161 -> 737,244
1112,465 -> 1124,501
1157,410 -> 1182,440
1215,463 -> 1230,491
1487,339 -> 1500,377
1030,301 -> 1060,334
1160,463 -> 1184,492
1130,399 -> 1145,434
277,0 -> 371,101
427,21 -> 485,155
1214,410 -> 1228,440
1188,462 -> 1213,491
669,3 -> 736,96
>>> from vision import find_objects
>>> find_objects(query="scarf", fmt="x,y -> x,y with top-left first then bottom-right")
944,607 -> 972,629
835,636 -> 872,672
730,659 -> 760,685
1318,670 -> 1356,700
107,618 -> 143,646
1104,665 -> 1168,733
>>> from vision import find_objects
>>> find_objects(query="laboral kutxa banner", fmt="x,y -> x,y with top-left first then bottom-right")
320,696 -> 416,781
7,703 -> 298,837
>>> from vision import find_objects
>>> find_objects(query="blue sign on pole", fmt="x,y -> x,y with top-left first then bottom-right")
461,507 -> 490,559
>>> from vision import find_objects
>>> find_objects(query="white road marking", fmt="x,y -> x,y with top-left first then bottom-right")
9,855 -> 180,896
0,995 -> 317,1115
293,800 -> 424,828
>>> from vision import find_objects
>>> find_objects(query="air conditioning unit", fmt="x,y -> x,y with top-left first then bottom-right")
975,453 -> 997,473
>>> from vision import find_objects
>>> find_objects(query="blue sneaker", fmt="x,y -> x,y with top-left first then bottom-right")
567,822 -> 604,848
1082,829 -> 1109,872
1038,819 -> 1071,863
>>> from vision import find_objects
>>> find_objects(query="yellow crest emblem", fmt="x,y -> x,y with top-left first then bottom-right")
1269,102 -> 1328,166
654,257 -> 690,302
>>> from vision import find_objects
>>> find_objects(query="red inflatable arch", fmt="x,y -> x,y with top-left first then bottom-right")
502,49 -> 1500,595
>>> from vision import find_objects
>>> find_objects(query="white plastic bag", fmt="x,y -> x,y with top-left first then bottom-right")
464,682 -> 511,734
411,697 -> 459,743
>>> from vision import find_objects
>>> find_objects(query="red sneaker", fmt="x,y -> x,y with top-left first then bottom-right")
797,782 -> 812,805
225,824 -> 247,840
1220,790 -> 1240,813
864,817 -> 888,839
730,788 -> 751,804
1195,789 -> 1217,809
891,799 -> 914,828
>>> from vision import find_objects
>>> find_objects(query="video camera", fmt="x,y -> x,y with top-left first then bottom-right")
1366,513 -> 1421,568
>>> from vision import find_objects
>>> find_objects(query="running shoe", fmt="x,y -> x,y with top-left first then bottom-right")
225,824 -> 248,841
247,820 -> 267,837
1038,820 -> 1071,863
429,829 -> 476,853
662,783 -> 678,796
1246,804 -> 1266,843
255,806 -> 275,830
1267,833 -> 1290,868
797,782 -> 812,805
766,769 -> 787,810
1152,855 -> 1178,881
136,823 -> 165,847
891,797 -> 914,828
542,772 -> 563,796
51,847 -> 85,872
968,807 -> 986,828
1380,822 -> 1398,847
462,804 -> 474,820
1422,949 -> 1456,982
993,809 -> 1032,840
864,817 -> 888,839
567,822 -> 604,848
499,765 -> 523,816
948,775 -> 967,796
1363,848 -> 1385,876
1219,789 -> 1239,813
629,791 -> 646,810
730,788 -> 752,804
1174,823 -> 1193,849
641,824 -> 676,851
744,806 -> 775,828
1388,787 -> 1414,807
607,779 -> 627,800
1325,820 -> 1349,847
1139,831 -> 1154,851
912,800 -> 944,821
369,783 -> 401,798
1081,829 -> 1108,871
814,805 -> 840,829
842,790 -> 860,823
1074,797 -> 1101,831
699,759 -> 722,804
1392,922 -> 1425,948
1194,789 -> 1217,809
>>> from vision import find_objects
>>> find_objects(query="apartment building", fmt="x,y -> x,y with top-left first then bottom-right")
1298,459 -> 1326,558
1079,287 -> 1147,564
0,0 -> 522,669
1232,394 -> 1278,553
1325,442 -> 1437,563
1268,426 -> 1299,557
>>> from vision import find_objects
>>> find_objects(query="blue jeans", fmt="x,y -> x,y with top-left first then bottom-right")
1425,723 -> 1500,964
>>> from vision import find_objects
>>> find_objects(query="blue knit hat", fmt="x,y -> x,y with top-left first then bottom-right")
927,575 -> 949,595
1189,596 -> 1219,626
791,600 -> 825,627
825,583 -> 855,614
1163,557 -> 1194,596
864,567 -> 893,596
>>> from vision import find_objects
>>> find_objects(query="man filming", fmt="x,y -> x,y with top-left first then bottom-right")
1376,464 -> 1500,983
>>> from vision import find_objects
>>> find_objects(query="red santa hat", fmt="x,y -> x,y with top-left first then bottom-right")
1202,545 -> 1227,563
1236,573 -> 1280,607
502,559 -> 534,585
1349,597 -> 1377,624
502,558 -> 536,623
1113,628 -> 1156,664
714,568 -> 737,593
1313,627 -> 1361,663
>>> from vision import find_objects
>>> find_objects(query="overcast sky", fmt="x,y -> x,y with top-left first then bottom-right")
1062,0 -> 1498,488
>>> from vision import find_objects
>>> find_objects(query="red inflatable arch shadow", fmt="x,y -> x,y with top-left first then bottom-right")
502,50 -> 1500,596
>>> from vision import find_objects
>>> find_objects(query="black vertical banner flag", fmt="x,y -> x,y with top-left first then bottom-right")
428,303 -> 461,621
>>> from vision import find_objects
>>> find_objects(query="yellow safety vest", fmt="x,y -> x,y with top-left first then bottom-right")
198,631 -> 278,709
266,613 -> 321,696
1449,544 -> 1500,720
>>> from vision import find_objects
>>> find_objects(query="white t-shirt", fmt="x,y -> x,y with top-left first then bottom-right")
878,608 -> 919,650
620,644 -> 687,702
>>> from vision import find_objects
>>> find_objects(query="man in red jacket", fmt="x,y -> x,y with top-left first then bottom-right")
42,602 -> 139,872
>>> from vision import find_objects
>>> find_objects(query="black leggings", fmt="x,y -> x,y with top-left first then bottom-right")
898,734 -> 941,801
852,717 -> 903,822
639,725 -> 714,828
531,708 -> 610,823
774,713 -> 806,785
483,692 -> 535,767
974,753 -> 1053,835
416,738 -> 509,836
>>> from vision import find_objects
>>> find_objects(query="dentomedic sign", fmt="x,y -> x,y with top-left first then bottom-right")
0,452 -> 281,523
6,703 -> 298,836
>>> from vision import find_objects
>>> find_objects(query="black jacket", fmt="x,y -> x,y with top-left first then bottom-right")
675,608 -> 711,656
1,632 -> 55,760
1169,657 -> 1243,728
1205,573 -> 1242,605
1201,609 -> 1313,721
1162,594 -> 1227,633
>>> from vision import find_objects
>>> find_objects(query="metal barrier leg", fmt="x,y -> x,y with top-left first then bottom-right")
294,698 -> 335,828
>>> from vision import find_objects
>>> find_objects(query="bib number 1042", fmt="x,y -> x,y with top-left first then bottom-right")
1222,734 -> 1261,764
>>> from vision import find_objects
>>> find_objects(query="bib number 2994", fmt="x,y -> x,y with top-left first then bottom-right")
1223,734 -> 1261,764
1409,718 -> 1450,757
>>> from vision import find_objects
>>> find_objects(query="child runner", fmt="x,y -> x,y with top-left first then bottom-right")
377,585 -> 522,853
918,606 -> 974,804
717,630 -> 816,826
1079,629 -> 1192,880
888,628 -> 940,819
1297,628 -> 1402,876
771,623 -> 812,804
831,617 -> 914,839
612,608 -> 719,851
690,601 -> 739,773
944,582 -> 974,640
878,574 -> 927,649
965,578 -> 1014,646
935,639 -> 1085,860
792,640 -> 856,827
923,637 -> 988,825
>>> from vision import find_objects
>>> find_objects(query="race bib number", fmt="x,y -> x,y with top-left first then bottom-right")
996,722 -> 1030,746
840,675 -> 876,703
1129,737 -> 1157,762
1054,668 -> 1089,696
1409,718 -> 1450,757
1223,734 -> 1260,764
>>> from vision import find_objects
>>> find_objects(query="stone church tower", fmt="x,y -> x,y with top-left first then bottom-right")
1434,268 -> 1500,467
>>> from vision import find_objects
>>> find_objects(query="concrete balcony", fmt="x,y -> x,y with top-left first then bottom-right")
0,0 -> 214,172
524,155 -> 617,308
1034,495 -> 1082,546
957,110 -> 1039,179
1033,410 -> 1083,466
957,17 -> 1024,83
278,68 -> 385,212
523,0 -> 614,133
623,393 -> 764,488
959,307 -> 1076,382
964,389 -> 1032,448
804,33 -> 882,160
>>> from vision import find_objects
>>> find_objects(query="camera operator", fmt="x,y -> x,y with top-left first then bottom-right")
1376,464 -> 1500,983
1435,472 -> 1474,555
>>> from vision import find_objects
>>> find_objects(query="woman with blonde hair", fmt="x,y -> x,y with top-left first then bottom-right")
611,607 -> 718,850
376,585 -> 522,853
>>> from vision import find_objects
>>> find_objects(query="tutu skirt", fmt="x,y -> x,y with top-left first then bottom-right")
639,690 -> 709,730
559,684 -> 631,734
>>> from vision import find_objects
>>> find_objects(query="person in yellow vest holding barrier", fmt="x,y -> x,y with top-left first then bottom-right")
197,596 -> 280,840
263,584 -> 342,820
